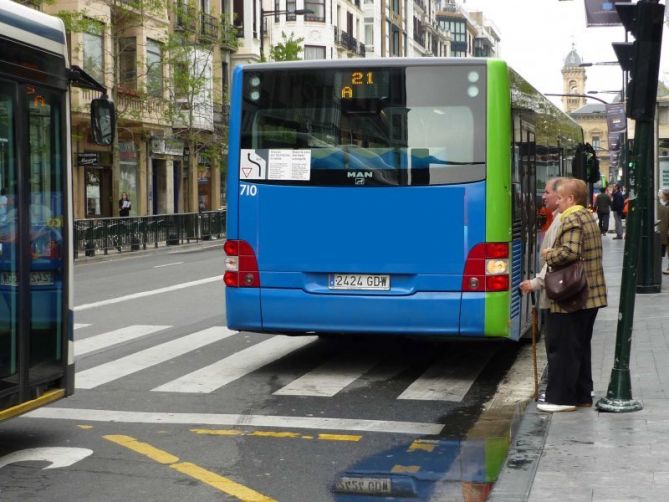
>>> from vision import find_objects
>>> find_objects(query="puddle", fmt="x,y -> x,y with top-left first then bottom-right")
333,402 -> 527,501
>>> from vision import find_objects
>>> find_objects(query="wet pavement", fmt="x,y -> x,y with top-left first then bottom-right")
490,235 -> 669,501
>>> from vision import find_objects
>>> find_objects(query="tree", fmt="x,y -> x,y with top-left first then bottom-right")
269,32 -> 304,62
51,0 -> 236,215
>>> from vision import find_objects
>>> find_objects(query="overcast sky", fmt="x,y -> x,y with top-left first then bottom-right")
462,0 -> 669,108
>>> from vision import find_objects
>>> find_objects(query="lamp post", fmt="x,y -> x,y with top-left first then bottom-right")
259,8 -> 313,61
580,61 -> 629,186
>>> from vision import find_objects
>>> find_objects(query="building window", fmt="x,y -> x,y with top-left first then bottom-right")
390,25 -> 400,56
287,0 -> 296,21
118,37 -> 136,92
233,0 -> 244,32
275,0 -> 280,21
146,39 -> 163,97
365,22 -> 373,45
391,0 -> 400,15
83,25 -> 104,84
592,136 -> 601,150
305,0 -> 325,22
304,45 -> 325,60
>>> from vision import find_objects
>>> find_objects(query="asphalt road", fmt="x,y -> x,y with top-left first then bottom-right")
0,245 -> 533,501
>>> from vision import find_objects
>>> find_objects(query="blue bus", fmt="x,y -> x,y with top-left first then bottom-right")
0,0 -> 113,420
224,59 -> 581,340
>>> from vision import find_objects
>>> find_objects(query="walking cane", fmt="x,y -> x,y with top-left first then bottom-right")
530,291 -> 539,401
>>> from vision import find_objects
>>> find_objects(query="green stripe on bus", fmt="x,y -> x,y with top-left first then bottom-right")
485,60 -> 512,337
484,292 -> 510,337
485,59 -> 512,242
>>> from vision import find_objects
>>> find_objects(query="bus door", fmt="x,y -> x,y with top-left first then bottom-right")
513,116 -> 537,336
0,79 -> 68,409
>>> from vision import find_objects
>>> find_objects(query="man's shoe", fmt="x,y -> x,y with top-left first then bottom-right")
537,403 -> 576,413
613,236 -> 623,240
663,270 -> 669,275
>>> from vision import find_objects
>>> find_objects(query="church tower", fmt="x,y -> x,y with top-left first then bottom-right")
561,44 -> 587,113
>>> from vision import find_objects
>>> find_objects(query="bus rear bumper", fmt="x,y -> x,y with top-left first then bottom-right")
228,288 -> 478,336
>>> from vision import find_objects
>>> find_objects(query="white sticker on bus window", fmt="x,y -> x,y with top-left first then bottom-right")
240,149 -> 267,180
268,150 -> 311,181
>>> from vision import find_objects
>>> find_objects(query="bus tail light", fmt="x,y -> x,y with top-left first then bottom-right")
462,242 -> 509,292
223,240 -> 260,288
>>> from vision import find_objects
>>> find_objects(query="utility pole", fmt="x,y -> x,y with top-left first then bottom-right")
597,0 -> 665,413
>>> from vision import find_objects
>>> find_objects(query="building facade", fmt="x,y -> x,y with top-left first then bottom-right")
27,0 -> 499,219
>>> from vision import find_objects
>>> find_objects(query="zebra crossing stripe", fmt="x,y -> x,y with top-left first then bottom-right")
26,408 -> 445,435
273,354 -> 380,397
75,327 -> 236,389
75,325 -> 171,357
74,324 -> 91,330
152,335 -> 316,393
397,349 -> 495,401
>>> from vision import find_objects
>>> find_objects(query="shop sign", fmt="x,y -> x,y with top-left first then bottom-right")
151,138 -> 185,156
77,153 -> 98,166
584,0 -> 626,27
119,142 -> 137,162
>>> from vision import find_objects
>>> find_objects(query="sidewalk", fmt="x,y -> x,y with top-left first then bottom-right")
491,236 -> 669,502
74,238 -> 224,264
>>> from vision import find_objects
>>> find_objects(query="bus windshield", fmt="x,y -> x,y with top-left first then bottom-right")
240,65 -> 487,186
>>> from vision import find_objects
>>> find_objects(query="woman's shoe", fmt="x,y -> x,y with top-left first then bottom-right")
537,403 -> 576,413
663,270 -> 669,275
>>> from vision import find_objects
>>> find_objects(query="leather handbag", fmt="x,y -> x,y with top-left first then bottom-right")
545,259 -> 587,302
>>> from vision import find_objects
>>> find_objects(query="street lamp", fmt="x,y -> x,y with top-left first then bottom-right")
588,90 -> 624,100
544,92 -> 609,105
578,61 -> 620,67
259,8 -> 313,61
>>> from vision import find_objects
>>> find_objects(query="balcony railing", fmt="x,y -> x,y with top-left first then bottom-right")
213,102 -> 230,126
220,14 -> 239,49
74,211 -> 226,259
200,12 -> 218,42
175,4 -> 197,31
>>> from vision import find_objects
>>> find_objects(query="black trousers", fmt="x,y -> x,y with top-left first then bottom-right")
597,211 -> 610,234
544,308 -> 599,405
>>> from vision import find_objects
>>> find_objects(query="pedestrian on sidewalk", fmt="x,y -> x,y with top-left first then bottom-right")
539,178 -> 607,413
593,186 -> 611,236
611,184 -> 625,239
119,192 -> 132,217
519,177 -> 565,308
658,187 -> 669,274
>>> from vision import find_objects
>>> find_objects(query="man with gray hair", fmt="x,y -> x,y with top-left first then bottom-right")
520,177 -> 566,308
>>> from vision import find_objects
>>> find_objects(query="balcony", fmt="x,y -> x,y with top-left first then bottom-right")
213,102 -> 230,126
175,4 -> 197,31
220,14 -> 239,50
200,12 -> 218,42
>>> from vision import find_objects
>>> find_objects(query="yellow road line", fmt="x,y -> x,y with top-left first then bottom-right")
104,434 -> 276,502
172,462 -> 275,502
318,433 -> 362,442
190,428 -> 361,442
407,439 -> 438,453
104,435 -> 178,464
391,465 -> 421,473
191,428 -> 244,437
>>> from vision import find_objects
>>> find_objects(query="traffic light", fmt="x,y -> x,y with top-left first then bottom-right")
613,0 -> 665,121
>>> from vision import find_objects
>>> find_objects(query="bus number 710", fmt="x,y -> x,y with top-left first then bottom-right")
240,184 -> 258,197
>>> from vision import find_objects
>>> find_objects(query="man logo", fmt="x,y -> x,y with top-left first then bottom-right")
347,171 -> 373,185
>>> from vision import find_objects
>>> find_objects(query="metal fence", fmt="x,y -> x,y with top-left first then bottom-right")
74,210 -> 226,259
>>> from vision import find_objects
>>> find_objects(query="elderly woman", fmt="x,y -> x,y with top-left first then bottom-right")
538,178 -> 607,413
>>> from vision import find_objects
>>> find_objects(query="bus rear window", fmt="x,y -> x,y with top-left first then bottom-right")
240,65 -> 486,186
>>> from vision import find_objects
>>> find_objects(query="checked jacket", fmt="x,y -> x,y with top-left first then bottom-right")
544,207 -> 608,314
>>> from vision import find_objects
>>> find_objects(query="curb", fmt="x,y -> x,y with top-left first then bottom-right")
488,403 -> 552,502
